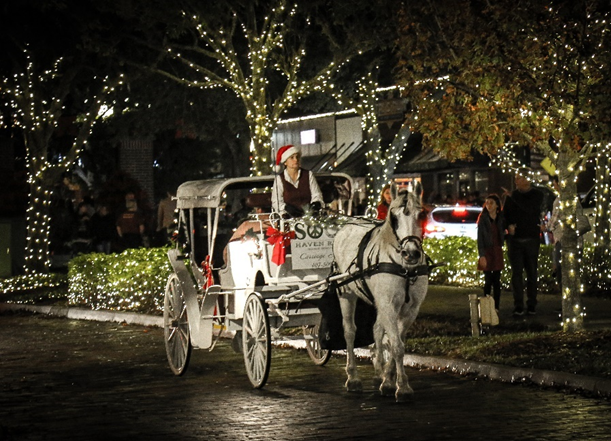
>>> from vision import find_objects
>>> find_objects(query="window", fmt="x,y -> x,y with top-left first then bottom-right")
300,129 -> 318,145
439,172 -> 455,197
475,171 -> 489,194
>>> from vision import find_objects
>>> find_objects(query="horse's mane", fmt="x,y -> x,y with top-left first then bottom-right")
378,217 -> 400,248
372,191 -> 411,255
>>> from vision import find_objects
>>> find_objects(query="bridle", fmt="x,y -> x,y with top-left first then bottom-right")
333,225 -> 429,305
398,235 -> 423,265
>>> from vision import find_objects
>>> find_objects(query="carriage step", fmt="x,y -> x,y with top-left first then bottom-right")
202,285 -> 233,295
200,314 -> 225,320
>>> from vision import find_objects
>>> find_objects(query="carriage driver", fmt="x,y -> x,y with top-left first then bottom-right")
271,145 -> 324,218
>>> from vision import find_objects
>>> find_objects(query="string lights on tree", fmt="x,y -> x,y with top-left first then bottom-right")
1,48 -> 123,274
395,0 -> 610,332
329,73 -> 411,208
153,0 -> 352,177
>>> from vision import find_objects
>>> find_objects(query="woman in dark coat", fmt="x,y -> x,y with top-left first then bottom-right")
477,194 -> 505,311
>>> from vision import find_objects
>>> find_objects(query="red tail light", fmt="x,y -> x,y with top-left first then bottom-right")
453,206 -> 467,215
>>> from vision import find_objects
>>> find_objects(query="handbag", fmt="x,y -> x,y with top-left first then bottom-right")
576,206 -> 591,236
479,295 -> 499,326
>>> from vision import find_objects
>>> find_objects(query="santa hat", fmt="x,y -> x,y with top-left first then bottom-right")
275,145 -> 300,172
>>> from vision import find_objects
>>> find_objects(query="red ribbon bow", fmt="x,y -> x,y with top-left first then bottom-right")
266,226 -> 295,266
201,255 -> 214,289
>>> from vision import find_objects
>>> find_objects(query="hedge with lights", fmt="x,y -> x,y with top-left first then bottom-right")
7,239 -> 595,315
0,273 -> 67,294
581,243 -> 611,295
423,236 -> 556,293
67,247 -> 172,314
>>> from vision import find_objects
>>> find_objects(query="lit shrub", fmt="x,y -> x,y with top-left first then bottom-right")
0,273 -> 67,293
581,243 -> 611,295
68,247 -> 172,314
62,239 -> 561,315
423,237 -> 555,293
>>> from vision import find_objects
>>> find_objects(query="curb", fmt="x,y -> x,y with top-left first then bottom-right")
403,354 -> 611,398
2,302 -> 610,398
0,303 -> 163,328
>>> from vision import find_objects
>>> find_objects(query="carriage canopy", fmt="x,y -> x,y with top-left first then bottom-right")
176,176 -> 277,209
175,173 -> 353,210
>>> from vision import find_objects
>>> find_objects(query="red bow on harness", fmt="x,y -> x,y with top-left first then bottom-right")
266,226 -> 295,266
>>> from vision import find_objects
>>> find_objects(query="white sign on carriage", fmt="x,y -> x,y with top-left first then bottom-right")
291,221 -> 337,270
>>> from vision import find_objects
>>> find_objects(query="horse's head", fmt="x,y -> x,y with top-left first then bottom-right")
385,182 -> 426,265
387,182 -> 425,238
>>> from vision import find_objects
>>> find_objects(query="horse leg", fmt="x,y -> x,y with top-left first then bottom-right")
376,301 -> 413,401
390,331 -> 413,402
339,293 -> 361,393
371,320 -> 385,389
392,277 -> 429,401
379,329 -> 406,398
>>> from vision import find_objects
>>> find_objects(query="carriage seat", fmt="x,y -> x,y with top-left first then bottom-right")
245,193 -> 272,211
223,195 -> 271,264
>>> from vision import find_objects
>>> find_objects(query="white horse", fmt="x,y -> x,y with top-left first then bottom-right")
332,183 -> 429,402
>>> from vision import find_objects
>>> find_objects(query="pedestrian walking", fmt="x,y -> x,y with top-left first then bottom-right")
156,190 -> 177,246
91,204 -> 117,254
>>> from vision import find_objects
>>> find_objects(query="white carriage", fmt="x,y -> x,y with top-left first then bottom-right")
164,173 -> 355,388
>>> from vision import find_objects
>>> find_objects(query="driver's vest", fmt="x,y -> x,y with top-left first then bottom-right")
281,169 -> 312,211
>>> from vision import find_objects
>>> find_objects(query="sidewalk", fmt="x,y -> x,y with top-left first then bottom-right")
420,285 -> 611,331
410,286 -> 611,397
2,285 -> 611,397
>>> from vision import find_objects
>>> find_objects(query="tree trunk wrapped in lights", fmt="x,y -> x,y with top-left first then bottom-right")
330,73 -> 412,208
555,151 -> 586,332
3,53 -> 121,274
24,179 -> 53,274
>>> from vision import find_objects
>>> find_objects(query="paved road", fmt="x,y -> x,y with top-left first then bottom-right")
1,312 -> 611,441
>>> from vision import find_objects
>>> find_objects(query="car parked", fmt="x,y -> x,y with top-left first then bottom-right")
424,205 -> 482,240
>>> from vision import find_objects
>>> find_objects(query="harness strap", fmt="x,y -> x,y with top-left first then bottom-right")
373,262 -> 430,278
355,227 -> 377,304
333,262 -> 431,288
334,226 -> 436,306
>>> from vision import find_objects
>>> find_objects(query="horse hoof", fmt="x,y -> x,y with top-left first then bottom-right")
395,387 -> 414,403
345,379 -> 363,393
380,385 -> 395,397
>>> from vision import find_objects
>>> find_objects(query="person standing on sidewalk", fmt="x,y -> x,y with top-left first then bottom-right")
116,192 -> 146,251
503,168 -> 545,316
477,194 -> 505,312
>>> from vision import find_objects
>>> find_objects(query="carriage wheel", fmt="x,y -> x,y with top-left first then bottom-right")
242,293 -> 271,389
163,273 -> 192,376
303,324 -> 331,366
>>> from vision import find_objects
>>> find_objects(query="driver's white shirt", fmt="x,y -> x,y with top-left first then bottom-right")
271,169 -> 324,214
